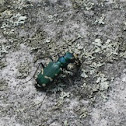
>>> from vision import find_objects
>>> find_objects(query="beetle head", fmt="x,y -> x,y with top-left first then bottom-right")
64,52 -> 75,63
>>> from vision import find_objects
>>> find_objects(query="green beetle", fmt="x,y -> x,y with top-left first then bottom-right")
35,52 -> 77,89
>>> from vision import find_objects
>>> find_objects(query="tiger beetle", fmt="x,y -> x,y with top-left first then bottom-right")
35,52 -> 80,90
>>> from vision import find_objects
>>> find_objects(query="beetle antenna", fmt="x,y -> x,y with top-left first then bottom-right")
22,63 -> 45,84
22,92 -> 47,112
35,93 -> 47,110
21,68 -> 38,84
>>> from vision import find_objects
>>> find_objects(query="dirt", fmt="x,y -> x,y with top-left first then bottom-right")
0,0 -> 126,126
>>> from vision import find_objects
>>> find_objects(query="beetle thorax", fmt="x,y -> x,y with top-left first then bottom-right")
58,52 -> 75,68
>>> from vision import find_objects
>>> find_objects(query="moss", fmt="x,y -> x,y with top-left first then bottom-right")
1,13 -> 27,28
0,0 -> 5,5
74,105 -> 88,119
16,61 -> 30,79
71,0 -> 94,10
0,79 -> 8,91
0,60 -> 7,69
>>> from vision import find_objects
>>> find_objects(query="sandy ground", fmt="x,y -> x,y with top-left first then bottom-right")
0,0 -> 126,126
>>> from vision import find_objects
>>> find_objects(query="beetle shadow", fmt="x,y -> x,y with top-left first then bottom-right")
34,63 -> 82,95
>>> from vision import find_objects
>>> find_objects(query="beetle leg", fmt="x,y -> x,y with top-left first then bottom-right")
74,58 -> 81,68
22,62 -> 45,84
65,73 -> 74,85
59,72 -> 74,85
48,56 -> 53,61
33,62 -> 45,78
39,62 -> 45,68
